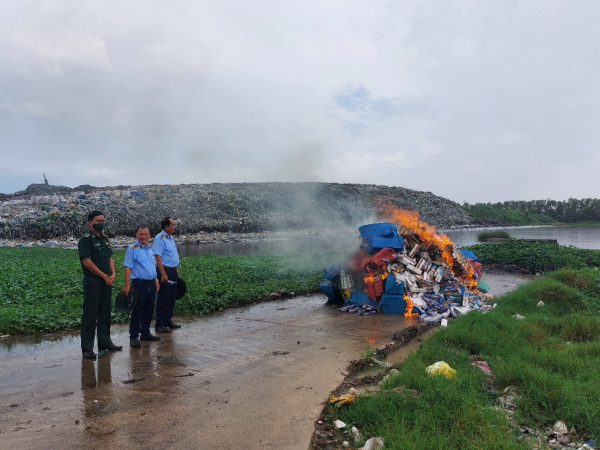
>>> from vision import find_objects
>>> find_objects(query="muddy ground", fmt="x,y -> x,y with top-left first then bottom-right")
0,272 -> 529,450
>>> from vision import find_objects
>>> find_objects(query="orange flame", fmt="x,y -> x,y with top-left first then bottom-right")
384,207 -> 477,291
362,267 -> 387,284
404,294 -> 418,319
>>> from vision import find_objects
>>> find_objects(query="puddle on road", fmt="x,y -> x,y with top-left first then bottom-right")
0,272 -> 532,450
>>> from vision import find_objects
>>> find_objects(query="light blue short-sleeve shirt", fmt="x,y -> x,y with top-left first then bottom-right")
153,230 -> 179,267
123,241 -> 157,280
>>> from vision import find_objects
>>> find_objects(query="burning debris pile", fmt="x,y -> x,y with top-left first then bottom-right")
320,209 -> 491,323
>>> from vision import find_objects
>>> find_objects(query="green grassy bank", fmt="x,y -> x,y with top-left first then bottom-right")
0,247 -> 342,334
464,205 -> 556,226
464,241 -> 600,273
326,241 -> 600,449
330,269 -> 600,449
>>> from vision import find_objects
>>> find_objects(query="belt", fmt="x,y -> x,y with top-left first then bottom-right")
132,279 -> 156,283
163,266 -> 178,270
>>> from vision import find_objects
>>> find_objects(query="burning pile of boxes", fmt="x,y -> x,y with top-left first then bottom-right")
320,210 -> 491,323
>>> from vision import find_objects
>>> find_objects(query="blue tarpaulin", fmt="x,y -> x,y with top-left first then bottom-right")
460,250 -> 479,261
358,222 -> 404,253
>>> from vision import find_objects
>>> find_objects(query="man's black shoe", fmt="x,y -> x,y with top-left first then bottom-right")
100,343 -> 123,351
140,333 -> 160,341
130,338 -> 141,348
165,321 -> 181,329
155,325 -> 171,333
82,350 -> 97,359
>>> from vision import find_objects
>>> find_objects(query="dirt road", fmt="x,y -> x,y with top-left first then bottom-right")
0,273 -> 529,450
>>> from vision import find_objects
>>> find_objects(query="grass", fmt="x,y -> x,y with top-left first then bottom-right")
477,230 -> 512,241
330,268 -> 600,449
0,247 -> 343,334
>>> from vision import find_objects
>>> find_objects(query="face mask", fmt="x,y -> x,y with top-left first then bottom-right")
92,223 -> 105,232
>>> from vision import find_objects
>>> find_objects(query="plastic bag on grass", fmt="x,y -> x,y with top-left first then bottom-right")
426,361 -> 456,379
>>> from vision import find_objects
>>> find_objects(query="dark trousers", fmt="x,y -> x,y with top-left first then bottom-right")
129,280 -> 157,339
155,268 -> 177,327
81,275 -> 112,352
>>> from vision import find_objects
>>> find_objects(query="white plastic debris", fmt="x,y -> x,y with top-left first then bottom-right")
553,420 -> 568,435
351,426 -> 361,439
334,419 -> 347,429
537,300 -> 545,307
512,314 -> 525,320
378,368 -> 399,385
441,318 -> 448,327
371,357 -> 391,368
361,436 -> 384,450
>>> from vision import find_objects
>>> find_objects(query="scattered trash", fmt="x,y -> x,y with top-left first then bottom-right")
471,360 -> 493,376
122,377 -> 146,384
1,334 -> 10,339
426,361 -> 457,379
537,300 -> 545,307
553,420 -> 568,435
512,314 -> 525,320
334,419 -> 347,429
361,436 -> 384,450
441,318 -> 448,327
351,426 -> 361,440
174,372 -> 195,378
321,216 -> 492,325
330,388 -> 358,407
379,368 -> 399,385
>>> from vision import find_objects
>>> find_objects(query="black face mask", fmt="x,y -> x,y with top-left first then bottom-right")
92,223 -> 105,232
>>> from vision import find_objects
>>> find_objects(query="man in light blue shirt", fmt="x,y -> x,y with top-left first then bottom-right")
153,217 -> 181,332
121,225 -> 161,347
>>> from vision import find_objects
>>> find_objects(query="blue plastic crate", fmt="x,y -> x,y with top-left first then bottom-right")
380,294 -> 407,314
346,289 -> 380,307
319,281 -> 338,302
385,276 -> 404,295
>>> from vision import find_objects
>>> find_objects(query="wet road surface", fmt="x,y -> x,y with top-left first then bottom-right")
0,273 -> 530,450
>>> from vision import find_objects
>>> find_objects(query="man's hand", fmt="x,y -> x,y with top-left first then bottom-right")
121,285 -> 130,295
155,279 -> 160,292
160,273 -> 168,283
107,273 -> 116,285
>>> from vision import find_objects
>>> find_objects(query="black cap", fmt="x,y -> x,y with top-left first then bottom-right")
176,277 -> 187,300
115,288 -> 138,313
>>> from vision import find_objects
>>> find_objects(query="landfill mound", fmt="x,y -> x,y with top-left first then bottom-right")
0,182 -> 477,240
320,210 -> 491,322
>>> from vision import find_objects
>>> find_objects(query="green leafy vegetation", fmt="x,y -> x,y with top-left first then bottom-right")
477,230 -> 512,241
332,268 -> 600,449
0,247 -> 342,334
463,204 -> 556,225
464,197 -> 600,224
464,241 -> 600,273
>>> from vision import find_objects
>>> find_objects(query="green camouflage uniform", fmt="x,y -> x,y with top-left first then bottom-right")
78,231 -> 113,352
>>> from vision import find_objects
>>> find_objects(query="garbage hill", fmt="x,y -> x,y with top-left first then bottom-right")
0,182 -> 477,239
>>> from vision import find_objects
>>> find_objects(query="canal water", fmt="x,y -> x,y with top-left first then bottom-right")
178,225 -> 600,257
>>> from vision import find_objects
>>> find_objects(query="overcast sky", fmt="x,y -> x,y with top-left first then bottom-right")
1,0 -> 599,203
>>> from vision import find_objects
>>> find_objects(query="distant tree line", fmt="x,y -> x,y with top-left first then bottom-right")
463,198 -> 600,223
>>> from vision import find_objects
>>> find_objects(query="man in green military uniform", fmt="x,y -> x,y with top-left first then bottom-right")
78,210 -> 123,359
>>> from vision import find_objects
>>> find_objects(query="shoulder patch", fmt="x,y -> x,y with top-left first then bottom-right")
150,244 -> 154,248
84,232 -> 92,238
160,235 -> 165,239
133,244 -> 139,249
